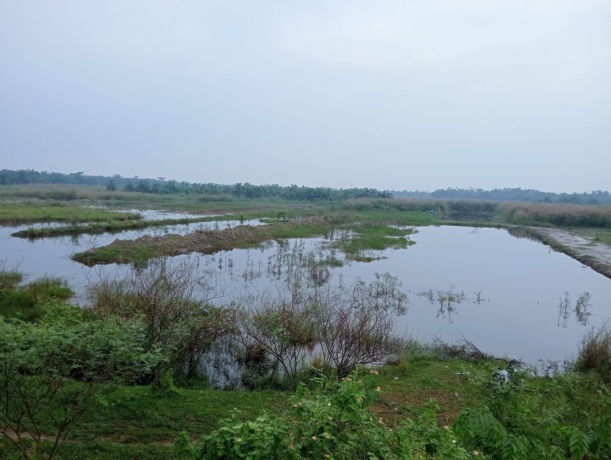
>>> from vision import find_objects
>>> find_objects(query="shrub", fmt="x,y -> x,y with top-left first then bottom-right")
573,323 -> 611,383
177,371 -> 472,459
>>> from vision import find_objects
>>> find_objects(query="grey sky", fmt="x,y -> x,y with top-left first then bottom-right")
1,1 -> 609,192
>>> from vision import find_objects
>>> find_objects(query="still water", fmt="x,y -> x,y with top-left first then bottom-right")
1,219 -> 609,367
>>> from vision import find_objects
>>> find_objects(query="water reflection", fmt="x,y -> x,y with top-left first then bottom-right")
417,287 -> 487,323
557,292 -> 592,327
1,221 -> 610,365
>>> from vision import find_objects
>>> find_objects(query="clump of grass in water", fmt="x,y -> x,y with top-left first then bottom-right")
334,225 -> 414,261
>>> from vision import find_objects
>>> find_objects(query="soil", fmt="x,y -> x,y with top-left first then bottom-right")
527,227 -> 611,279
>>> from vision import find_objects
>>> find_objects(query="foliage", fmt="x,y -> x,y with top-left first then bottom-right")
316,273 -> 407,379
453,362 -> 611,459
0,274 -> 73,321
0,309 -> 164,459
0,168 -> 391,202
237,295 -> 319,391
176,371 -> 472,459
0,201 -> 141,225
573,323 -> 611,383
87,257 -> 234,388
499,202 -> 611,228
237,271 -> 407,388
426,187 -> 611,205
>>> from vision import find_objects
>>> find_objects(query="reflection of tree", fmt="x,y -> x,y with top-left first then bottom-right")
418,286 -> 469,323
575,292 -> 592,325
557,292 -> 592,327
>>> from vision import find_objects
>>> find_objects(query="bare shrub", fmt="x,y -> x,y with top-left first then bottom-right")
317,273 -> 407,379
238,271 -> 408,386
86,257 -> 233,387
237,293 -> 318,390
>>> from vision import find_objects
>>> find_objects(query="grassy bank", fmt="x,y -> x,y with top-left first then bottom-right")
1,268 -> 609,459
0,352 -> 608,459
0,201 -> 141,226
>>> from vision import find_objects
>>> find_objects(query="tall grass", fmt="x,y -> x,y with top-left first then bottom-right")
499,202 -> 611,228
573,323 -> 611,383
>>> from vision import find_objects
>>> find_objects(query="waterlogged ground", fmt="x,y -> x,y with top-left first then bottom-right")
1,212 -> 610,367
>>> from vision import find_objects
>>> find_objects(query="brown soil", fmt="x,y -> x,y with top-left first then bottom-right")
371,388 -> 464,427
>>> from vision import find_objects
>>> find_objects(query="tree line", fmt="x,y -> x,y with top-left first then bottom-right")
392,187 -> 611,205
0,169 -> 390,202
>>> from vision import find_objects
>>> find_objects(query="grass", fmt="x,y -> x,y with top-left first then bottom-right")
330,225 -> 415,259
71,386 -> 290,442
3,352 -> 607,459
10,215 -> 249,239
0,184 -> 324,214
573,323 -> 611,383
0,201 -> 141,225
572,227 -> 611,244
0,275 -> 73,321
0,385 -> 290,459
71,215 -> 421,266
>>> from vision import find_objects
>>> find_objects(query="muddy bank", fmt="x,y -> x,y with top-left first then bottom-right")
514,227 -> 611,279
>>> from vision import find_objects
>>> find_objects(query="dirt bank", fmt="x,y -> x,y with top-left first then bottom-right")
526,227 -> 611,279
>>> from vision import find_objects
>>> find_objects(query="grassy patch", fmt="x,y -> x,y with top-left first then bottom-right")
0,274 -> 73,321
10,215 -> 245,239
332,225 -> 415,259
0,201 -> 141,225
69,386 -> 290,443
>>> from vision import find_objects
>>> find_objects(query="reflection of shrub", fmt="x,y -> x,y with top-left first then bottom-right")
574,323 -> 611,383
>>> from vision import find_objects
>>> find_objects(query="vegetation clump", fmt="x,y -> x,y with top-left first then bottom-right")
573,323 -> 611,383
0,272 -> 73,322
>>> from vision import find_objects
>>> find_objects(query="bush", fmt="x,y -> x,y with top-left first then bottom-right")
176,371 -> 472,459
574,323 -> 611,383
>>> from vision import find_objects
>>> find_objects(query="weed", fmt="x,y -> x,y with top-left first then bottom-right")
573,322 -> 611,383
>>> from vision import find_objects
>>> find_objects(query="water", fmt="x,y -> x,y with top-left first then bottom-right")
0,211 -> 264,298
1,217 -> 609,366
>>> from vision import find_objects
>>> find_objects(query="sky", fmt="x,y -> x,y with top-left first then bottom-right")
1,1 -> 610,193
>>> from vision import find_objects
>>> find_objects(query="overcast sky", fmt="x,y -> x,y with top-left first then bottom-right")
1,1 -> 609,192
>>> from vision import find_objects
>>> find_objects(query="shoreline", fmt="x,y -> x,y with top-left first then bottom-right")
522,227 -> 611,279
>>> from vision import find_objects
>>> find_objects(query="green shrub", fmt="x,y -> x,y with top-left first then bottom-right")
574,323 -> 611,383
177,371 -> 472,459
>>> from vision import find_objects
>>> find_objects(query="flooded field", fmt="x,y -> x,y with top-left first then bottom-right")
1,214 -> 610,367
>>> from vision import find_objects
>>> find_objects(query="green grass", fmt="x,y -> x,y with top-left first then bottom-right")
573,227 -> 611,244
10,215 -> 252,239
3,355 -> 606,459
71,386 -> 290,442
0,201 -> 141,225
0,275 -> 73,321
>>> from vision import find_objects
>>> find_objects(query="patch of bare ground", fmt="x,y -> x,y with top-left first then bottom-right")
371,387 -> 463,427
526,227 -> 611,279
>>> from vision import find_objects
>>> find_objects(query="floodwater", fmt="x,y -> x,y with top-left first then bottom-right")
1,216 -> 610,367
